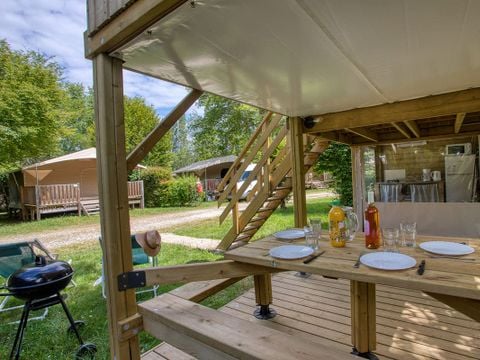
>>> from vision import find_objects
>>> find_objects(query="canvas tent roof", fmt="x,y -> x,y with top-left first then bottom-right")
23,148 -> 145,170
114,0 -> 480,117
173,155 -> 237,174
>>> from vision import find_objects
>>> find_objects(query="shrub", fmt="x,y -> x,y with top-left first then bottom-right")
167,176 -> 200,206
137,167 -> 172,207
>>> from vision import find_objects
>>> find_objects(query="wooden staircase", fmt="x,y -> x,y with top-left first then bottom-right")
216,113 -> 329,251
80,198 -> 101,215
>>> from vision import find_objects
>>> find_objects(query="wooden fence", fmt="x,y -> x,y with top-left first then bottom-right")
22,181 -> 144,220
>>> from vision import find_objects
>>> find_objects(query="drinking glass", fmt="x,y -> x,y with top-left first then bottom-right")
400,222 -> 417,247
304,226 -> 319,250
382,227 -> 399,252
309,218 -> 322,239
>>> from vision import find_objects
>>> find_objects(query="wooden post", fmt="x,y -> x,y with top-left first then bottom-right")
93,53 -> 139,360
140,180 -> 145,209
35,185 -> 41,221
350,280 -> 376,355
351,146 -> 365,229
288,117 -> 306,227
253,273 -> 275,319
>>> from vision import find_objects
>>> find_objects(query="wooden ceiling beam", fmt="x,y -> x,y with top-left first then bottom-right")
305,88 -> 480,133
85,0 -> 187,59
345,127 -> 378,142
318,131 -> 351,145
127,88 -> 202,171
404,120 -> 421,138
390,122 -> 411,139
455,112 -> 466,133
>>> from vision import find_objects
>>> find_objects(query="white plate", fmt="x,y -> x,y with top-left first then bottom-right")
360,252 -> 416,271
269,245 -> 314,260
419,241 -> 475,256
274,229 -> 305,240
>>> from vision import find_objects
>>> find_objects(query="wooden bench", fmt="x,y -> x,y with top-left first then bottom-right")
138,293 -> 356,360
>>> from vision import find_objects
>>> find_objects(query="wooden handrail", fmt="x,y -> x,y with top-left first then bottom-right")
216,111 -> 273,193
217,113 -> 282,204
219,125 -> 287,223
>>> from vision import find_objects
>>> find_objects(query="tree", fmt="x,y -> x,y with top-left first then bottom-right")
314,142 -> 353,206
172,115 -> 191,170
189,94 -> 263,161
124,96 -> 173,168
0,40 -> 64,172
58,83 -> 95,153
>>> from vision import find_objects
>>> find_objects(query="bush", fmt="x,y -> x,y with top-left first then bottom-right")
136,168 -> 201,207
137,167 -> 172,207
167,176 -> 200,206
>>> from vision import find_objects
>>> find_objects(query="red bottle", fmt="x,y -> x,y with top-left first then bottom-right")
364,203 -> 380,249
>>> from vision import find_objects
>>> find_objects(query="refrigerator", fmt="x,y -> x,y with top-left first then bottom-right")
445,155 -> 476,202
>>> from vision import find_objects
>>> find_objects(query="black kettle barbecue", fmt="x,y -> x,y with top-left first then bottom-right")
0,255 -> 96,359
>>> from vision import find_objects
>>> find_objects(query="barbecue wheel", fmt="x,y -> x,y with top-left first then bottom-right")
68,320 -> 85,334
75,342 -> 97,359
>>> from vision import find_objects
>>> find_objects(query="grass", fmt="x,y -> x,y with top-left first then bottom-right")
172,196 -> 334,241
0,201 -> 216,238
0,241 -> 250,359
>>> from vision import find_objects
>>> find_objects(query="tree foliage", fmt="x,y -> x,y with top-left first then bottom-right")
189,94 -> 263,161
172,115 -> 191,170
0,40 -> 64,171
314,142 -> 353,206
124,96 -> 173,168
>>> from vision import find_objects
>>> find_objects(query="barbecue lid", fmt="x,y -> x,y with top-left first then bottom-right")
7,255 -> 74,289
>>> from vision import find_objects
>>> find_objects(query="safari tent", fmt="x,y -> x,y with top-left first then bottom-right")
8,148 -> 144,219
84,1 -> 480,359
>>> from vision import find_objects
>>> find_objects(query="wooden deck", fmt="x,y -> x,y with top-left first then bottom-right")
141,271 -> 480,360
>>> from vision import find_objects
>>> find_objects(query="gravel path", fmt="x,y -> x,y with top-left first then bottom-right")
0,191 -> 334,251
0,207 -> 227,250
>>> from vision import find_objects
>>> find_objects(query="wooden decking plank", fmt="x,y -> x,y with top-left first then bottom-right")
230,292 -> 477,360
153,343 -> 196,360
142,271 -> 480,360
272,277 -> 480,330
238,292 -> 480,359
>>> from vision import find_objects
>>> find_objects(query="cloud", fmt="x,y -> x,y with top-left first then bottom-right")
0,0 -> 192,116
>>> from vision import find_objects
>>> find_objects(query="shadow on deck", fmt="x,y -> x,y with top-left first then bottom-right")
142,272 -> 480,360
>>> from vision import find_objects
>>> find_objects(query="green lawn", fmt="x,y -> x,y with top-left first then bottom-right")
0,201 -> 216,238
172,197 -> 333,241
0,242 -> 251,359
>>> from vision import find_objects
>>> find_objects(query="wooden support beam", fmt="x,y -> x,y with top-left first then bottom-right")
306,88 -> 480,133
345,127 -> 378,142
390,122 -> 412,139
289,117 -> 307,228
426,292 -> 480,322
138,260 -> 280,287
93,54 -> 139,360
404,120 -> 421,138
318,131 -> 352,145
351,146 -> 364,229
455,112 -> 466,133
350,281 -> 376,354
85,0 -> 187,59
127,89 -> 202,171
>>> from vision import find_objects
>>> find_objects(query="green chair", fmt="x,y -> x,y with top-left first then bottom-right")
0,240 -> 56,321
95,235 -> 159,299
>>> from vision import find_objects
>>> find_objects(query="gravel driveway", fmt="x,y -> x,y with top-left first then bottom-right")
0,207 -> 227,250
0,191 -> 333,251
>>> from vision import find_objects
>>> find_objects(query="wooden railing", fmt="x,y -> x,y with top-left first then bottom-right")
216,112 -> 288,230
24,183 -> 80,207
127,180 -> 144,208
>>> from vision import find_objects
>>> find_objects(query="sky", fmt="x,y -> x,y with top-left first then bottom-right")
0,0 -> 190,117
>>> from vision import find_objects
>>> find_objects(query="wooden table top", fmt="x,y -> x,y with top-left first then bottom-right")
225,234 -> 480,301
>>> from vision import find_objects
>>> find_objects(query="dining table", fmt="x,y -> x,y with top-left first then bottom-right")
224,233 -> 480,358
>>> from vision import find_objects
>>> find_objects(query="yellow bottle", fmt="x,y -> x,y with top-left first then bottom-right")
329,200 -> 347,248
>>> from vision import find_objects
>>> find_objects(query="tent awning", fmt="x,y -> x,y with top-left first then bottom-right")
114,0 -> 480,117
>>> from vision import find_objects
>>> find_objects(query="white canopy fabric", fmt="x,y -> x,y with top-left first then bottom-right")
115,0 -> 480,117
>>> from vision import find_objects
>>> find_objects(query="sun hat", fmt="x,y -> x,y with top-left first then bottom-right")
135,230 -> 161,256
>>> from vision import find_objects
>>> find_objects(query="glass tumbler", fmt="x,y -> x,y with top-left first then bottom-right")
304,226 -> 319,251
400,222 -> 417,247
309,218 -> 322,239
382,227 -> 399,252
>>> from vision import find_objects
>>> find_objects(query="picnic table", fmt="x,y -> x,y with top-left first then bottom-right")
225,234 -> 480,357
